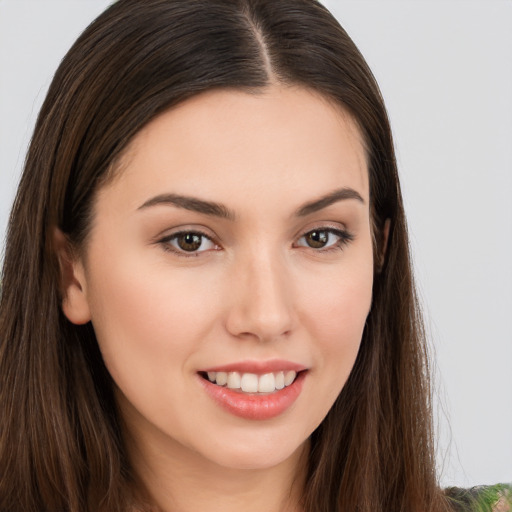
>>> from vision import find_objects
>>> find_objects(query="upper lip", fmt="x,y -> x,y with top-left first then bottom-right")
200,359 -> 308,374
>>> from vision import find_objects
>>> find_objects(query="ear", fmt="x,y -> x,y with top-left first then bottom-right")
53,229 -> 91,325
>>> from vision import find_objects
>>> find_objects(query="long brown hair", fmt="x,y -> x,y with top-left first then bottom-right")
0,1 -> 450,510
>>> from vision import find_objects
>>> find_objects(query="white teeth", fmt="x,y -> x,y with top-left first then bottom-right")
284,370 -> 296,386
241,373 -> 259,392
216,371 -> 228,386
258,373 -> 275,393
227,372 -> 241,389
275,371 -> 285,390
205,369 -> 299,393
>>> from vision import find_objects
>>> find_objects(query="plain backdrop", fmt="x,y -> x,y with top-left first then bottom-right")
0,0 -> 511,488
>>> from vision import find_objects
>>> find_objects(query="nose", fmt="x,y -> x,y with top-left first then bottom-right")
225,250 -> 296,343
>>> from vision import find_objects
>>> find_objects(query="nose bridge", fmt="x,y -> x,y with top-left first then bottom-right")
226,244 -> 295,342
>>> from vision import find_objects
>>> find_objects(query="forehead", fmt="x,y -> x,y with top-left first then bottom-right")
102,85 -> 369,215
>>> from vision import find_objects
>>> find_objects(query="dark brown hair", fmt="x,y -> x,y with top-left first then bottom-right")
0,0 -> 451,510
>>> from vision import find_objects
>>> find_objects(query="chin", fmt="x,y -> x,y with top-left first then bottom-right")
195,432 -> 309,471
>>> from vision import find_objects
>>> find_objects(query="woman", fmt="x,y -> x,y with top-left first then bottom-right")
0,1 -> 507,511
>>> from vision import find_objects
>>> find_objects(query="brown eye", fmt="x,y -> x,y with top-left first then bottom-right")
177,233 -> 203,251
304,230 -> 329,248
296,228 -> 353,251
161,231 -> 217,255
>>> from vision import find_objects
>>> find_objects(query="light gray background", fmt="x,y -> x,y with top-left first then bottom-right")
1,0 -> 511,487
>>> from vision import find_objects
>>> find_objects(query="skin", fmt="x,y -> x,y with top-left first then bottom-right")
60,85 -> 374,512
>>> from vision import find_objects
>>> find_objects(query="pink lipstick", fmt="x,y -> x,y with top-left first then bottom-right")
198,360 -> 307,420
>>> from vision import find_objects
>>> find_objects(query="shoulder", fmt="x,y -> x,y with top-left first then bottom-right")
445,484 -> 512,512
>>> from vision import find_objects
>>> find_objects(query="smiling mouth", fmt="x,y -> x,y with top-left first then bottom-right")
199,370 -> 301,394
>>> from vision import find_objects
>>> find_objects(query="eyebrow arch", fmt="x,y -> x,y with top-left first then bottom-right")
138,193 -> 236,220
295,187 -> 365,217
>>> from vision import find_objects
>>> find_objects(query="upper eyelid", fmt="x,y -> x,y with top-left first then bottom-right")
156,226 -> 216,242
302,227 -> 350,236
293,222 -> 350,240
163,228 -> 213,238
158,224 -> 348,240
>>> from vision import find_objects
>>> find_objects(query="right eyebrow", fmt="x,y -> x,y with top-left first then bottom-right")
137,193 -> 236,221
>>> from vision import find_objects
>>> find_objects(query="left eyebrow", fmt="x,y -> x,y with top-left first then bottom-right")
295,187 -> 365,217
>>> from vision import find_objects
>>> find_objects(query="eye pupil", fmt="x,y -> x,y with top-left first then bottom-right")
177,233 -> 202,251
306,230 -> 328,248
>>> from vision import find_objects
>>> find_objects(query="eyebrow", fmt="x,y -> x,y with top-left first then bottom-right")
138,193 -> 236,220
137,187 -> 364,220
295,187 -> 365,216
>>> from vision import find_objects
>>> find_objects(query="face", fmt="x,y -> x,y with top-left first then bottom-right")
63,86 -> 373,472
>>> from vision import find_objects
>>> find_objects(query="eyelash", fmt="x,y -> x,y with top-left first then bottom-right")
158,227 -> 354,258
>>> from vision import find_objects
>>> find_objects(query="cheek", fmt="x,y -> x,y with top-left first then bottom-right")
302,247 -> 373,337
313,281 -> 371,364
299,252 -> 373,403
84,252 -> 221,397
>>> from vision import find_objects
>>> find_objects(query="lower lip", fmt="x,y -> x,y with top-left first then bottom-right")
199,372 -> 306,420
